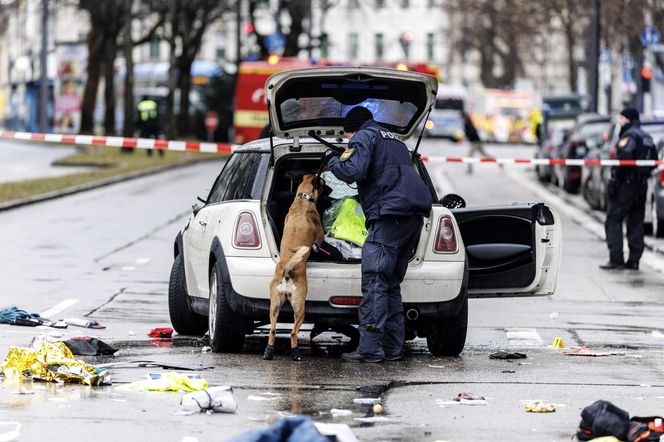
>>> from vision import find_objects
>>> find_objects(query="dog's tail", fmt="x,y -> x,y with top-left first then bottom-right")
283,246 -> 310,280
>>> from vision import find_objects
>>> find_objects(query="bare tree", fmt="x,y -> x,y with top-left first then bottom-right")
247,0 -> 312,59
164,0 -> 228,138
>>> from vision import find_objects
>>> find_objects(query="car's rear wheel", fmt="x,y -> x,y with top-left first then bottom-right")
168,255 -> 207,335
209,261 -> 246,353
424,298 -> 468,357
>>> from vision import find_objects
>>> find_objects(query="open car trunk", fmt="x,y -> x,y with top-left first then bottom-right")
266,152 -> 363,263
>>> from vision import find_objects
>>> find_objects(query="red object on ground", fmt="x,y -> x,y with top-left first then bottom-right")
148,327 -> 174,338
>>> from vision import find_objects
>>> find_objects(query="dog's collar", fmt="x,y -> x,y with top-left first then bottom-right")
297,192 -> 317,204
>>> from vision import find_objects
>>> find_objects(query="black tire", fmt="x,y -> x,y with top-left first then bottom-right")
168,254 -> 207,335
425,298 -> 468,357
209,261 -> 246,353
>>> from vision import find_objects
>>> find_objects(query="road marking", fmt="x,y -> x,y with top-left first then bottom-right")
41,298 -> 79,319
505,327 -> 544,347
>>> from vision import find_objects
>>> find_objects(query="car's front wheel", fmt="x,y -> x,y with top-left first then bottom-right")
424,299 -> 468,357
168,254 -> 207,335
209,261 -> 247,353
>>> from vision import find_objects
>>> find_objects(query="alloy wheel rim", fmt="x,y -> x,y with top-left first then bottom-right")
209,271 -> 217,337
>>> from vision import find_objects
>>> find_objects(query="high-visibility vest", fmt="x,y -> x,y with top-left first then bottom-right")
138,99 -> 158,122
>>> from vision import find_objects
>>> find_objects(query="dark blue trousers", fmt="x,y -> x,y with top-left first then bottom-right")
605,183 -> 646,265
357,215 -> 423,359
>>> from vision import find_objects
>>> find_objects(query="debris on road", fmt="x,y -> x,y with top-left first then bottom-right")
564,346 -> 624,357
353,397 -> 381,405
1,341 -> 108,385
373,404 -> 384,415
525,401 -> 556,413
136,362 -> 213,371
549,337 -> 568,349
229,416 -> 329,442
180,386 -> 237,413
247,394 -> 279,401
330,409 -> 353,417
489,350 -> 527,359
354,416 -> 391,423
201,346 -> 212,352
548,312 -> 559,320
63,337 -> 118,356
453,392 -> 488,404
576,400 -> 630,441
148,327 -> 174,338
0,306 -> 49,326
0,421 -> 21,442
65,318 -> 105,329
120,372 -> 208,392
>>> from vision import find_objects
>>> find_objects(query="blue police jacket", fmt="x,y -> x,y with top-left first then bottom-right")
614,121 -> 656,183
327,119 -> 433,222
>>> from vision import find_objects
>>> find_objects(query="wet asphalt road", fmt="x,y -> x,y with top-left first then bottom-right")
1,139 -> 664,442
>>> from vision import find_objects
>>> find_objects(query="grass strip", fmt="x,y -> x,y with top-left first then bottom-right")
0,146 -> 222,204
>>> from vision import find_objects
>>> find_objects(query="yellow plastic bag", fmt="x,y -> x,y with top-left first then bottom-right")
119,372 -> 208,392
1,341 -> 106,386
323,197 -> 367,246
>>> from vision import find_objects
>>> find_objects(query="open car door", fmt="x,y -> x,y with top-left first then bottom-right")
451,203 -> 562,297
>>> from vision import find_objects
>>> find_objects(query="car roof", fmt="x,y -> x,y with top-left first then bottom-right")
233,136 -> 348,154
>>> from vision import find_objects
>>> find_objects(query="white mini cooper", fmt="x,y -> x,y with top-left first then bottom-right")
168,67 -> 562,356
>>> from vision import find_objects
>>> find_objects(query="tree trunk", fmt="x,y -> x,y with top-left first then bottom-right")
176,59 -> 193,136
122,0 -> 135,138
103,42 -> 117,135
165,0 -> 178,139
564,19 -> 577,92
80,29 -> 105,134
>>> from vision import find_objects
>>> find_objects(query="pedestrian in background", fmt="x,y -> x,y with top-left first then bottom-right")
136,95 -> 163,157
462,111 -> 489,174
600,107 -> 658,271
324,107 -> 432,363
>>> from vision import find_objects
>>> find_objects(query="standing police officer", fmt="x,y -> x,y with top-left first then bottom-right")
601,107 -> 657,271
325,107 -> 432,362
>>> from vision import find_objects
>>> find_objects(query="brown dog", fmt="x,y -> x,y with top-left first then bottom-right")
263,174 -> 325,361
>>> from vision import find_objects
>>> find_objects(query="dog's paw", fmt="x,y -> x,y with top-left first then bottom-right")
291,347 -> 303,362
263,345 -> 275,360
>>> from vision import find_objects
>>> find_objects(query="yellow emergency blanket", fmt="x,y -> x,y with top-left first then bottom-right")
119,372 -> 208,392
1,341 -> 106,386
323,197 -> 367,246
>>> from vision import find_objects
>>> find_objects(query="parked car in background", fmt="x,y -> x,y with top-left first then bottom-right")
541,94 -> 586,135
552,114 -> 610,194
646,134 -> 664,238
535,120 -> 576,183
424,84 -> 466,140
582,119 -> 664,215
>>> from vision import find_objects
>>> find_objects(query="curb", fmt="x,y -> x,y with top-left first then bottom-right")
0,157 -> 221,213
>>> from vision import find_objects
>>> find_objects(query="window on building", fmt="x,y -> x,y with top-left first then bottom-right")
149,38 -> 160,60
375,33 -> 384,60
320,33 -> 329,59
348,33 -> 358,60
216,47 -> 226,60
426,33 -> 435,61
376,0 -> 385,8
401,0 -> 409,8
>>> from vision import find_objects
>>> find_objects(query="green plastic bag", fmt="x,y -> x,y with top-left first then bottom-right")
323,197 -> 367,246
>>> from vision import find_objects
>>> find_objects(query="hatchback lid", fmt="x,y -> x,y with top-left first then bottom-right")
265,66 -> 438,140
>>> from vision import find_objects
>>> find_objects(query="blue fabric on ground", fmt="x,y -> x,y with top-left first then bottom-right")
0,306 -> 50,325
229,416 -> 328,442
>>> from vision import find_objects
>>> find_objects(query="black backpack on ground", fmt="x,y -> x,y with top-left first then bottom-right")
577,400 -> 630,441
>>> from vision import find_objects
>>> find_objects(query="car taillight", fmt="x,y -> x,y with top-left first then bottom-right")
434,216 -> 457,253
233,211 -> 260,248
659,167 -> 664,185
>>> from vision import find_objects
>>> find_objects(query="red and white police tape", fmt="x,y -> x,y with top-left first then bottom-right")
0,129 -> 237,154
0,129 -> 662,167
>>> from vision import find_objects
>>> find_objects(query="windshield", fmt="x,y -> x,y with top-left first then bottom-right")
280,97 -> 418,130
576,121 -> 609,139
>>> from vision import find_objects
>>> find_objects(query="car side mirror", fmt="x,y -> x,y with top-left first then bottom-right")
439,193 -> 466,209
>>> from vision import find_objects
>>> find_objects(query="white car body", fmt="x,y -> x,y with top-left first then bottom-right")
169,67 -> 563,355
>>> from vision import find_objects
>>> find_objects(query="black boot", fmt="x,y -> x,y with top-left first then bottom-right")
263,345 -> 275,360
599,262 -> 625,270
291,347 -> 302,361
625,261 -> 639,271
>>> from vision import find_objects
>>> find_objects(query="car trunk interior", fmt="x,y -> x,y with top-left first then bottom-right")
266,153 -> 361,263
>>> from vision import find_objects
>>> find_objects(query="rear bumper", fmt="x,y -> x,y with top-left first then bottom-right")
198,256 -> 467,321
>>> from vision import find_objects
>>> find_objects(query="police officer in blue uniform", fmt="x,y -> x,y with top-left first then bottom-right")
324,107 -> 433,362
601,107 -> 657,271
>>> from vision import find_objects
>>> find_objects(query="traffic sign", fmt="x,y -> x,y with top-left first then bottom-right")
640,26 -> 661,46
205,111 -> 219,132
